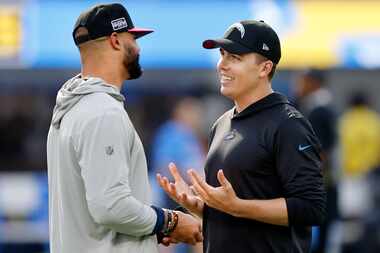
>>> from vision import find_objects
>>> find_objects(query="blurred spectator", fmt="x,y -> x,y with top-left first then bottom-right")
338,91 -> 380,251
339,92 -> 380,178
0,94 -> 34,171
358,165 -> 380,253
150,97 -> 205,253
294,68 -> 340,253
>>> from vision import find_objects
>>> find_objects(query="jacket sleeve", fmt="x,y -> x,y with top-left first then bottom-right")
74,108 -> 157,237
274,117 -> 326,226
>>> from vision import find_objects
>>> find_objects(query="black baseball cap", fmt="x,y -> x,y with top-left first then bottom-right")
203,20 -> 281,64
73,3 -> 153,46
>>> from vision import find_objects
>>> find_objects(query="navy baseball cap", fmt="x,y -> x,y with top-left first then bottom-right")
203,20 -> 281,64
73,3 -> 153,46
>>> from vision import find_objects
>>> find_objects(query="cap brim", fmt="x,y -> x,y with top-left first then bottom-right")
202,39 -> 252,55
128,28 -> 154,39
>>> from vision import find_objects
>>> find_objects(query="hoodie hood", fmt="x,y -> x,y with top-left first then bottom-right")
51,75 -> 125,129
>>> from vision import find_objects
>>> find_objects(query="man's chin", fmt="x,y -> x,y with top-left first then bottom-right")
220,86 -> 235,100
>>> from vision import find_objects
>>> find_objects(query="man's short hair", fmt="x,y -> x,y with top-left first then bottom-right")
256,54 -> 277,80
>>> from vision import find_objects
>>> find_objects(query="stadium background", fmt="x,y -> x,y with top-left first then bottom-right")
1,0 -> 380,252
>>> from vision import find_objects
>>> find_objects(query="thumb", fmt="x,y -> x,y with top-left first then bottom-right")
217,170 -> 230,188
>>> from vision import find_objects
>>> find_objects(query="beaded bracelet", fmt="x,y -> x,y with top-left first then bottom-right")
162,210 -> 179,236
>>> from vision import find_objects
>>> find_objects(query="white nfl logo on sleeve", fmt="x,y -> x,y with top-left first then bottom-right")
111,17 -> 128,31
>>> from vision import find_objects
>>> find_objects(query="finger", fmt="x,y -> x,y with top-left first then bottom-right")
188,177 -> 209,203
156,173 -> 163,185
161,237 -> 171,246
180,192 -> 189,202
169,162 -> 184,182
180,192 -> 197,207
157,175 -> 179,200
189,185 -> 199,197
168,183 -> 180,199
157,175 -> 170,192
180,193 -> 192,207
195,232 -> 203,242
217,170 -> 231,188
156,174 -> 168,188
157,174 -> 171,193
188,169 -> 213,192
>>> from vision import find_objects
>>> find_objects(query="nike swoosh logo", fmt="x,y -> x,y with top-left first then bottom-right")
298,144 -> 312,151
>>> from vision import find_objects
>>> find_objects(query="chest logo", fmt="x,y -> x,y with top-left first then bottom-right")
105,146 -> 114,155
224,130 -> 237,141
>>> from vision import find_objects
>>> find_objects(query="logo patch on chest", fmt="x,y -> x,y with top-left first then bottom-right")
105,146 -> 114,155
224,129 -> 237,141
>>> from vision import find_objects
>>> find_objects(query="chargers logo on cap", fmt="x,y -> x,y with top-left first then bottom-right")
228,22 -> 245,39
111,17 -> 128,31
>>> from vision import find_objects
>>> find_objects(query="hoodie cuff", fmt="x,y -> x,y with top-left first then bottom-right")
150,205 -> 165,235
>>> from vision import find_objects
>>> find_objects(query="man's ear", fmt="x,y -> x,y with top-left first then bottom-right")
260,61 -> 273,78
109,32 -> 122,50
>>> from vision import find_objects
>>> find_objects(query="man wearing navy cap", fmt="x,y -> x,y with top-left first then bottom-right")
158,20 -> 326,252
47,3 -> 202,253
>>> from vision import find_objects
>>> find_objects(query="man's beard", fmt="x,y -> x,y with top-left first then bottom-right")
123,46 -> 142,80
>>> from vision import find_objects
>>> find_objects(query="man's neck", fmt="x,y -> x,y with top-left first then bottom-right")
81,67 -> 125,90
235,82 -> 273,113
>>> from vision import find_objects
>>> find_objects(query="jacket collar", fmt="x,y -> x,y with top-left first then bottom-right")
231,92 -> 290,119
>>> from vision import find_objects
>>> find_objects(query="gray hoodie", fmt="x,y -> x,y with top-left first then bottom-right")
47,75 -> 158,253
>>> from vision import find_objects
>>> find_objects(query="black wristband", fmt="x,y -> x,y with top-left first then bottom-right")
150,205 -> 165,235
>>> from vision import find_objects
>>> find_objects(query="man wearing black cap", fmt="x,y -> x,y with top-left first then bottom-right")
158,20 -> 326,253
47,3 -> 202,253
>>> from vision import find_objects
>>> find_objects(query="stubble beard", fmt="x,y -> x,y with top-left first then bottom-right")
123,45 -> 142,80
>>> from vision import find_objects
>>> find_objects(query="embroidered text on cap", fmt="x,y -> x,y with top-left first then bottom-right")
111,18 -> 128,31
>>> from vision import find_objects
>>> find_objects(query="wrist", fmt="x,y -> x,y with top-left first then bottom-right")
229,197 -> 244,217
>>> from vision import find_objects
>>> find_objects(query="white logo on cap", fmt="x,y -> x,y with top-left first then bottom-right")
262,43 -> 270,51
111,18 -> 128,31
228,22 -> 245,39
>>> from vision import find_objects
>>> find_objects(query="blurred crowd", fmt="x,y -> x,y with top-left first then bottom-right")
1,69 -> 380,253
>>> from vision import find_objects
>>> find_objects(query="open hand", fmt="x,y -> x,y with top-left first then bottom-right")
157,163 -> 204,217
188,169 -> 240,216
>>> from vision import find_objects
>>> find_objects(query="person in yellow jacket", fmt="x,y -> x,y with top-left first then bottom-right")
339,92 -> 380,178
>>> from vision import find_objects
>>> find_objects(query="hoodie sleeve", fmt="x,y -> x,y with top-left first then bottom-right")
274,117 -> 326,226
74,108 -> 157,237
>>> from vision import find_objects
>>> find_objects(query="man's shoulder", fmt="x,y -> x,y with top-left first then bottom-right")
281,103 -> 304,120
70,93 -> 126,126
212,108 -> 234,128
260,102 -> 305,130
80,92 -> 123,112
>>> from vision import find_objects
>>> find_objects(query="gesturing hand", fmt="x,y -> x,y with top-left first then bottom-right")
159,211 -> 203,247
170,211 -> 203,245
188,169 -> 240,216
156,163 -> 204,217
